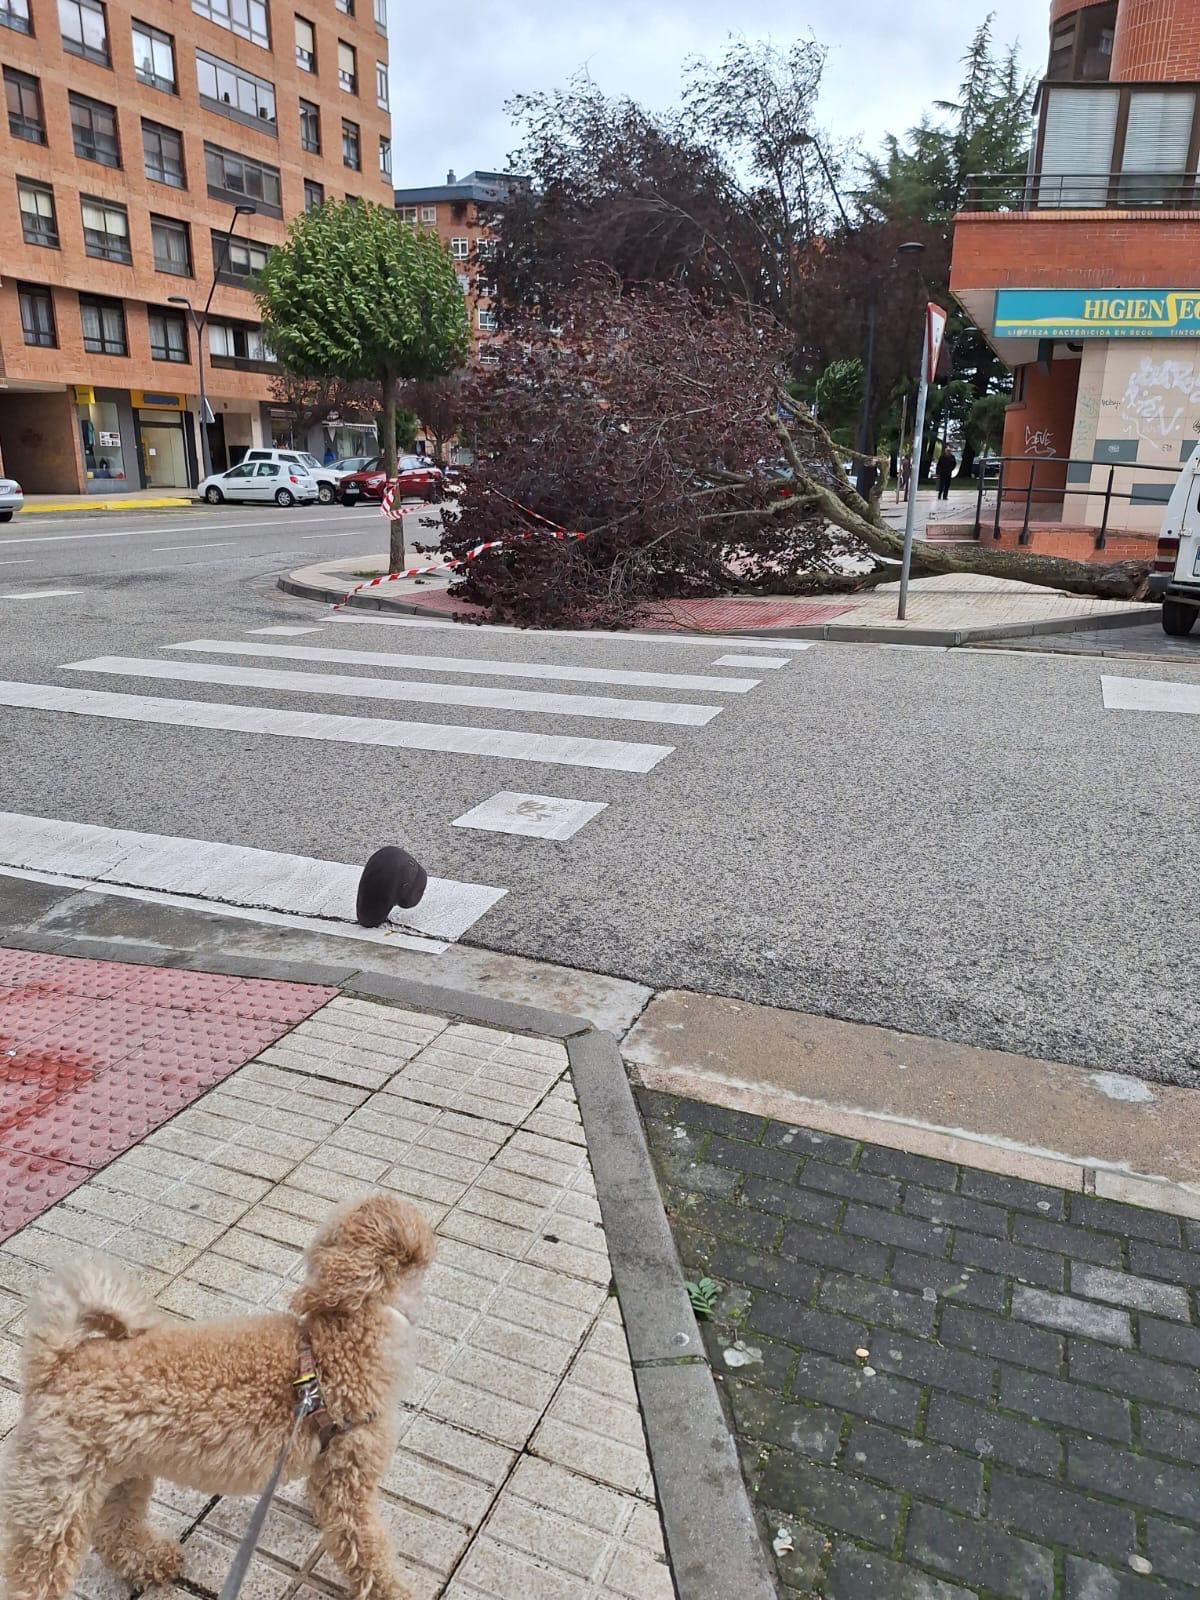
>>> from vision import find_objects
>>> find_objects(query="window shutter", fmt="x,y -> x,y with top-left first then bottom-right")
1041,88 -> 1119,206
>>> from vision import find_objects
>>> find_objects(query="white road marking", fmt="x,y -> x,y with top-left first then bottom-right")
152,541 -> 240,552
712,654 -> 789,669
170,638 -> 760,693
452,792 -> 608,841
247,626 -> 327,637
0,812 -> 505,942
0,514 -> 356,547
1101,675 -> 1200,715
0,681 -> 673,771
330,614 -> 820,650
1,589 -> 83,600
878,643 -> 949,653
67,656 -> 721,727
0,559 -> 35,566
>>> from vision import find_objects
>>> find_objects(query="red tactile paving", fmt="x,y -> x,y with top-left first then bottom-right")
0,951 -> 335,1239
395,588 -> 854,631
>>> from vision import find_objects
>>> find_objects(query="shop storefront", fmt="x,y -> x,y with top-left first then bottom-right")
74,386 -> 135,493
131,389 -> 196,490
266,405 -> 376,463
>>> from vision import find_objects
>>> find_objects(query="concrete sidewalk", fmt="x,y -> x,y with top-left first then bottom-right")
283,556 -> 1155,646
0,949 -> 767,1600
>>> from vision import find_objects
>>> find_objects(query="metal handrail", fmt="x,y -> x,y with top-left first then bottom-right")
962,170 -> 1200,213
972,455 -> 1184,549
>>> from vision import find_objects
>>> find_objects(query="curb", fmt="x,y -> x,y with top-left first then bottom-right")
20,497 -> 193,516
0,930 -> 777,1600
277,570 -> 1155,647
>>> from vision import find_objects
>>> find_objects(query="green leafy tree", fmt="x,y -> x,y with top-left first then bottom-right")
258,199 -> 469,568
966,391 -> 1009,457
814,359 -> 863,446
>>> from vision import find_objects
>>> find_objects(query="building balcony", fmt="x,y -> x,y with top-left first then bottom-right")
963,169 -> 1200,212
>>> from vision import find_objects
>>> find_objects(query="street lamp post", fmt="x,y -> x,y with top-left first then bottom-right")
169,201 -> 256,485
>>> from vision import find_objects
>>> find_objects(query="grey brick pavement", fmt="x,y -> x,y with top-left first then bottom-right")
639,1088 -> 1200,1600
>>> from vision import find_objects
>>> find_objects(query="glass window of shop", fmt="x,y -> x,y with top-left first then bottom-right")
77,393 -> 130,487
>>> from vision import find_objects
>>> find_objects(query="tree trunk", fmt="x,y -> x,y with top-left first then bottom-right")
778,414 -> 1152,602
382,372 -> 404,573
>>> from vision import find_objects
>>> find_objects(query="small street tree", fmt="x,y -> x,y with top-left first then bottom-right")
258,199 -> 469,569
266,370 -> 375,451
400,377 -> 461,465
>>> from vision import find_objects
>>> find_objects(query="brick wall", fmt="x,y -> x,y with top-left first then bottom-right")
982,523 -> 1155,562
1112,0 -> 1200,80
1001,359 -> 1082,503
951,212 -> 1200,293
1050,0 -> 1117,20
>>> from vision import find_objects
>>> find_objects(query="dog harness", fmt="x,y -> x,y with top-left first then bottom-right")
294,1337 -> 378,1453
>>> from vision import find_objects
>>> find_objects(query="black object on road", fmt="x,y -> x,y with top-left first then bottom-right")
356,846 -> 428,927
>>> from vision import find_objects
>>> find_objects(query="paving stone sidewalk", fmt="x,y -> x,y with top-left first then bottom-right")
640,1088 -> 1200,1600
0,992 -> 673,1599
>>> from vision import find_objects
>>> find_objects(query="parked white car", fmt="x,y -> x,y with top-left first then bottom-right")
243,448 -> 344,504
198,460 -> 318,507
0,477 -> 23,522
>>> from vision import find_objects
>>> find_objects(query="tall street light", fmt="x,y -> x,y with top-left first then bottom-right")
798,132 -> 875,498
169,201 -> 256,483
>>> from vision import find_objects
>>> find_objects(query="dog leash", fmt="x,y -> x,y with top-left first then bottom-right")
217,1371 -> 323,1600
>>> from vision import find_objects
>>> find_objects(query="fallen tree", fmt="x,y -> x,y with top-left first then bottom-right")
443,278 -> 1150,625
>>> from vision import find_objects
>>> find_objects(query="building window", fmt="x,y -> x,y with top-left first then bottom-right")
299,98 -> 320,153
478,348 -> 500,367
304,178 -> 323,210
456,273 -> 469,294
397,205 -> 416,223
192,0 -> 268,49
342,119 -> 360,169
0,0 -> 32,35
5,69 -> 45,145
294,14 -> 314,69
142,120 -> 185,188
19,284 -> 56,347
337,41 -> 356,93
450,237 -> 469,260
148,309 -> 188,362
475,237 -> 497,261
477,308 -> 498,332
204,142 -> 282,210
151,214 -> 191,275
378,135 -> 391,178
216,230 -> 269,281
197,50 -> 276,130
132,20 -> 175,92
375,61 -> 388,109
208,321 -> 271,361
81,196 -> 131,263
372,0 -> 385,30
80,296 -> 127,355
17,178 -> 58,247
420,204 -> 437,223
59,0 -> 108,64
476,279 -> 495,299
335,0 -> 352,12
70,93 -> 121,168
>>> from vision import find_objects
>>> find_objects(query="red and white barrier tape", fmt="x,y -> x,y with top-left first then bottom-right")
333,514 -> 586,611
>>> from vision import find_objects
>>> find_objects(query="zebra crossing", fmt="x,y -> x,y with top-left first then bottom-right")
0,615 -> 813,951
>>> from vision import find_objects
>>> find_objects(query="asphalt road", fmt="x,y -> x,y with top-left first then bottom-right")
2,502 -> 1200,1085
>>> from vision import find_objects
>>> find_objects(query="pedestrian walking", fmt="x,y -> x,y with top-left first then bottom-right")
898,453 -> 912,502
935,448 -> 957,501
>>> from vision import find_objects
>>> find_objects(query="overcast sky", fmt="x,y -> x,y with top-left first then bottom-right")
388,0 -> 1051,191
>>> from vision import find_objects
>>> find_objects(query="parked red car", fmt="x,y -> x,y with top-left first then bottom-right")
338,454 -> 444,504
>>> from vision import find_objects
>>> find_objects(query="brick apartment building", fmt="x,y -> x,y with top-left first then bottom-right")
392,169 -> 528,365
950,0 -> 1200,559
0,0 -> 392,494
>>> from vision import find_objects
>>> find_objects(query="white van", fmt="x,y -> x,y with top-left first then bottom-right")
243,448 -> 344,505
1152,447 -> 1200,635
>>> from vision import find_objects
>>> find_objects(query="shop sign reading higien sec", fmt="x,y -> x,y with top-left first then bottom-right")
994,290 -> 1200,340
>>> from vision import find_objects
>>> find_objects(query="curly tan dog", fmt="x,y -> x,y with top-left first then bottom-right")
1,1193 -> 434,1600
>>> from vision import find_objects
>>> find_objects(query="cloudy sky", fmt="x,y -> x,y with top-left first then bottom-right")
389,0 -> 1051,190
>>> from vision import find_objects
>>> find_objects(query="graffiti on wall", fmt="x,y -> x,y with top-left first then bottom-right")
1024,426 -> 1056,457
1119,356 -> 1200,443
